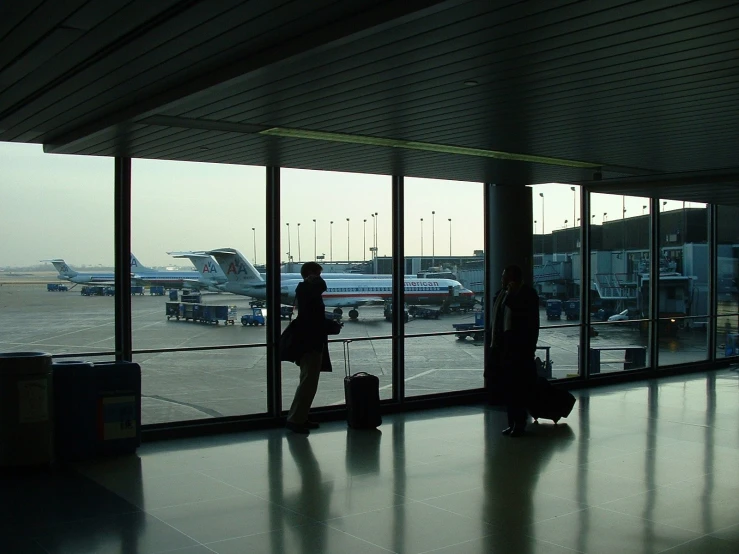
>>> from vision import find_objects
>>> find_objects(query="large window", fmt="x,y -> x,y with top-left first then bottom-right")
587,193 -> 650,375
280,169 -> 393,409
131,159 -> 267,424
0,143 -> 114,357
716,205 -> 739,359
403,177 -> 484,396
657,200 -> 709,366
533,183 -> 583,379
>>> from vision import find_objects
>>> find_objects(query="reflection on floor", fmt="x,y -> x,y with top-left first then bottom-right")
2,370 -> 738,554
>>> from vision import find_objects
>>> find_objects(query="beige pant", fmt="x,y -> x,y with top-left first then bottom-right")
287,350 -> 323,424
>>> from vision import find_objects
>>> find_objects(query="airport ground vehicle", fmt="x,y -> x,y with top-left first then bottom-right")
166,302 -> 235,324
131,286 -> 144,295
280,306 -> 294,320
150,286 -> 165,296
241,307 -> 266,326
47,283 -> 68,291
409,306 -> 441,319
81,286 -> 105,296
546,299 -> 562,320
564,299 -> 580,320
453,312 -> 485,340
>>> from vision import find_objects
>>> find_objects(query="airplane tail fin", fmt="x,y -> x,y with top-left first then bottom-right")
44,259 -> 77,278
169,251 -> 226,281
129,253 -> 151,271
207,248 -> 264,283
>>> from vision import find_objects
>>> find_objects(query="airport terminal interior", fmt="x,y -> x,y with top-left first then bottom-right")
1,2 -> 738,553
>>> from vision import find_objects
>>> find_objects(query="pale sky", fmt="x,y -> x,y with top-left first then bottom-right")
0,142 -> 693,268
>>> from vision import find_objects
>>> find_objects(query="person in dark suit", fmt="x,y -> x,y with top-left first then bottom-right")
490,264 -> 540,437
285,262 -> 333,434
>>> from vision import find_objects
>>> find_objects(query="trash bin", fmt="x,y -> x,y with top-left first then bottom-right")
91,361 -> 141,456
0,352 -> 53,467
53,361 -> 96,462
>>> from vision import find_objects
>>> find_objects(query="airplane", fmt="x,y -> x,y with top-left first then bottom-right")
45,259 -> 115,284
206,248 -> 475,320
46,254 -> 225,291
129,254 -> 225,291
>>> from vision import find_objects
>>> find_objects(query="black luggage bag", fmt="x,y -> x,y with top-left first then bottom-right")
343,341 -> 382,429
528,377 -> 576,423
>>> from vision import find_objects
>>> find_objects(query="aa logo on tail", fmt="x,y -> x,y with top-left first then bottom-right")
60,264 -> 70,273
226,261 -> 248,275
130,254 -> 138,267
202,261 -> 218,274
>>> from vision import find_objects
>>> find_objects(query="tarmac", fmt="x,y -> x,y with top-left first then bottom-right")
0,274 -> 718,425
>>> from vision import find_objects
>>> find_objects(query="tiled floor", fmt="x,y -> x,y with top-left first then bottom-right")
2,370 -> 738,554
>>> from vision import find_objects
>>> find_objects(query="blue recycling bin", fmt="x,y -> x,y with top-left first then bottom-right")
52,360 -> 141,461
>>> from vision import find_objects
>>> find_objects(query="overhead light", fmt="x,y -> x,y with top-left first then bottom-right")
198,146 -> 210,151
260,127 -> 601,169
463,80 -> 479,86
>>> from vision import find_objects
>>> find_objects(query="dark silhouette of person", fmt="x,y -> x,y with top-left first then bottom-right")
490,264 -> 539,437
284,262 -> 333,434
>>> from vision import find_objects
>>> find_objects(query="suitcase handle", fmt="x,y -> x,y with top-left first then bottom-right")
343,339 -> 352,377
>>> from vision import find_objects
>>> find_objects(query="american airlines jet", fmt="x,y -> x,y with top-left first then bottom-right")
207,248 -> 475,320
47,254 -> 225,291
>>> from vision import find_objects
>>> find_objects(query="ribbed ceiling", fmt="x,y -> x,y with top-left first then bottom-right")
1,0 -> 739,199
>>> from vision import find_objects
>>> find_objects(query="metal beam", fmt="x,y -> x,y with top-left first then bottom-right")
114,157 -> 132,361
266,166 -> 282,417
392,174 -> 405,402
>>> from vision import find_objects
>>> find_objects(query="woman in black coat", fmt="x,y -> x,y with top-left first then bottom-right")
285,262 -> 332,434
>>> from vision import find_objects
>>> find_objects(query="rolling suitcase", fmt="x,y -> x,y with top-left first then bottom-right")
528,377 -> 576,424
343,340 -> 382,429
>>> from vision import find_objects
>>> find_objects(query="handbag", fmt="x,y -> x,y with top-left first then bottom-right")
279,320 -> 298,362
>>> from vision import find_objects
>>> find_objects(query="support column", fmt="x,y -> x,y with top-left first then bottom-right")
486,184 -> 534,286
266,166 -> 282,417
114,157 -> 132,362
484,183 -> 533,395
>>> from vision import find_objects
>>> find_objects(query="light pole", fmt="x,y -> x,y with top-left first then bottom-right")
642,205 -> 647,215
570,186 -> 576,227
662,201 -> 667,212
286,222 -> 291,263
251,227 -> 256,265
363,219 -> 367,261
539,192 -> 544,234
420,218 -> 424,257
312,219 -> 317,261
346,218 -> 350,262
448,218 -> 452,256
330,221 -> 333,261
297,222 -> 301,262
622,196 -> 626,219
374,212 -> 378,254
432,210 -> 436,266
603,212 -> 608,223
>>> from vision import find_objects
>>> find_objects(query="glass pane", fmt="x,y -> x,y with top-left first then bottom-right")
135,347 -> 267,425
658,201 -> 709,366
131,159 -> 266,350
0,143 -> 114,356
716,315 -> 739,359
588,321 -> 650,374
717,205 -> 739,315
403,177 -> 483,395
588,193 -> 650,324
280,169 -> 392,410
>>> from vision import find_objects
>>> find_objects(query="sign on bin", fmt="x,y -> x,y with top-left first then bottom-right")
99,395 -> 137,440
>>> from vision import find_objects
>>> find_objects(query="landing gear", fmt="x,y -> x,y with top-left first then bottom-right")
333,308 -> 343,316
348,309 -> 359,320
